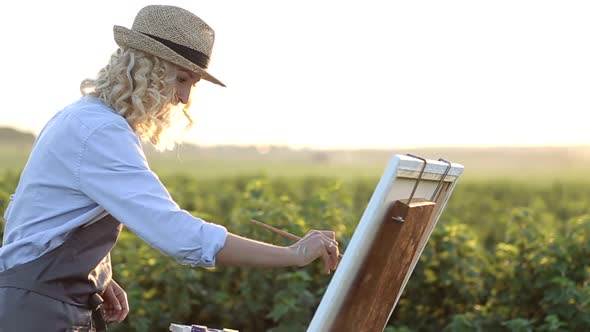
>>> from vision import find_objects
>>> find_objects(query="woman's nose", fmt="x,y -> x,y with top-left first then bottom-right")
177,90 -> 189,104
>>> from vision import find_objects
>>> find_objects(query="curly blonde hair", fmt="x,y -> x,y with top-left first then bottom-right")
81,47 -> 193,151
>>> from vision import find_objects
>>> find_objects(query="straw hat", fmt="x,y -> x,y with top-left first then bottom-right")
114,5 -> 225,87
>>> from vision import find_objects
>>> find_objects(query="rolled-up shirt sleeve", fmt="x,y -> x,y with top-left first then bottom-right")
78,121 -> 227,267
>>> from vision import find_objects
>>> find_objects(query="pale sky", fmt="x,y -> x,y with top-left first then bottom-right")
0,0 -> 588,149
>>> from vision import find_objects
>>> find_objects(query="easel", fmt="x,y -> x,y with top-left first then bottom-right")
307,154 -> 462,332
331,155 -> 451,331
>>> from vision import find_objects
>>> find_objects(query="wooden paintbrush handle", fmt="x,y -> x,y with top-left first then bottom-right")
251,219 -> 302,241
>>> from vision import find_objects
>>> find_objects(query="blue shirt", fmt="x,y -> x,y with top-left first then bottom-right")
0,97 -> 228,271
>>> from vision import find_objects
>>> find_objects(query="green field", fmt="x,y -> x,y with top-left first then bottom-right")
1,130 -> 589,331
1,172 -> 588,331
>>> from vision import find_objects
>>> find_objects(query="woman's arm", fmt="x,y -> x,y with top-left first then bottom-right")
79,122 -> 228,267
216,230 -> 340,273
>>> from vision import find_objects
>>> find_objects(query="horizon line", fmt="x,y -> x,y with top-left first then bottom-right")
2,125 -> 589,151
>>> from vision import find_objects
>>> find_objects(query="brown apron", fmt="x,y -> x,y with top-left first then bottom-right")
0,214 -> 123,332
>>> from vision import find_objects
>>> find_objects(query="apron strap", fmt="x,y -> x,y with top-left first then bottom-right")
89,293 -> 108,331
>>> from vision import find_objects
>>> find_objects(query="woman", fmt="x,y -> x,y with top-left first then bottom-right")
0,5 -> 340,331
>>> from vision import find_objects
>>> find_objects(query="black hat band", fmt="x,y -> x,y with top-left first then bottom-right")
140,32 -> 210,69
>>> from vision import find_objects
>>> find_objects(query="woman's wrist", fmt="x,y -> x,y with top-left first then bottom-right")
284,246 -> 303,267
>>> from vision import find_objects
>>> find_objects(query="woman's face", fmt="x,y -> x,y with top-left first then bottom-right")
175,69 -> 201,105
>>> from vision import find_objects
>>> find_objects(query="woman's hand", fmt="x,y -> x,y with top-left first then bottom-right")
102,279 -> 129,323
288,230 -> 340,274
